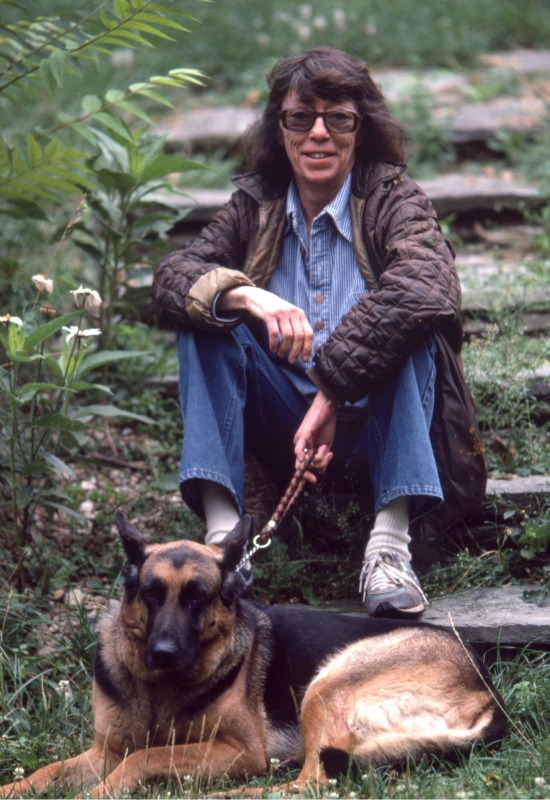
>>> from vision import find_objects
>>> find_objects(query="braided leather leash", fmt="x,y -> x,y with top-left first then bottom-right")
238,448 -> 315,568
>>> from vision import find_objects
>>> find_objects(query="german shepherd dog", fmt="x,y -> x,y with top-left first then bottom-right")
0,511 -> 506,798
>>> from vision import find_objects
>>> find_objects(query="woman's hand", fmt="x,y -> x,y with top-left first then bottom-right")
217,286 -> 314,364
293,390 -> 337,483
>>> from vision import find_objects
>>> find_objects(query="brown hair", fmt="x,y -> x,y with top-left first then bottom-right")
244,47 -> 408,190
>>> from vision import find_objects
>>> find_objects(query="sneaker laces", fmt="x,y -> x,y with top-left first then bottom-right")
358,550 -> 428,605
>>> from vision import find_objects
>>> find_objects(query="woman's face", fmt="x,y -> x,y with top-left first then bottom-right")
278,92 -> 361,198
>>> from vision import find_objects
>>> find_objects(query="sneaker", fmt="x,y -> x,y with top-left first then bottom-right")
359,550 -> 428,618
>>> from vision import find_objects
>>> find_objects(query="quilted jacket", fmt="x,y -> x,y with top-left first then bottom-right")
152,161 -> 486,538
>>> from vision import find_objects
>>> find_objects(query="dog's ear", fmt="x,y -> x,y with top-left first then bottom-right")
220,571 -> 247,605
114,509 -> 148,566
220,515 -> 253,573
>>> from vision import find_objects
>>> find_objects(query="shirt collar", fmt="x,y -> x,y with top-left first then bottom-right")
284,172 -> 353,244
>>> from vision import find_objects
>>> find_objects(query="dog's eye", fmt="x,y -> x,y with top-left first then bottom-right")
189,589 -> 207,606
141,585 -> 161,604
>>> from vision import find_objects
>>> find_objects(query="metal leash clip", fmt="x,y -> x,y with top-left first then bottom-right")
237,448 -> 315,570
237,532 -> 273,571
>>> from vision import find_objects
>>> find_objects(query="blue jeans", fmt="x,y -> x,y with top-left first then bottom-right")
177,324 -> 443,524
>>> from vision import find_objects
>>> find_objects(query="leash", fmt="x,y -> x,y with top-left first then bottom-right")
237,448 -> 315,569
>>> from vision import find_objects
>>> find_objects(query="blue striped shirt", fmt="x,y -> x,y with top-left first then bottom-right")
268,173 -> 369,405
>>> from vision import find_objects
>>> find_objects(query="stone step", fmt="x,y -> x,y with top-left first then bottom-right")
155,98 -> 546,151
320,584 -> 550,644
448,96 -> 546,144
156,173 -> 542,226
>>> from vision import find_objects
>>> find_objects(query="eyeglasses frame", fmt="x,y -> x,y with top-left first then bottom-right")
277,107 -> 364,134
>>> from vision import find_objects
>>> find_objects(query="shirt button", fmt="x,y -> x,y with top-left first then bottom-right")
300,247 -> 306,258
315,293 -> 324,304
315,320 -> 325,331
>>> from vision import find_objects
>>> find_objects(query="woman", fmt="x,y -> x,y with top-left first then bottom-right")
152,47 -> 485,618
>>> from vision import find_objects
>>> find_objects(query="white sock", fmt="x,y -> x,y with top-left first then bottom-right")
202,481 -> 240,545
365,496 -> 411,562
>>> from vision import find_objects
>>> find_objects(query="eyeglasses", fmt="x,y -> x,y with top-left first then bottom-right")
277,107 -> 363,134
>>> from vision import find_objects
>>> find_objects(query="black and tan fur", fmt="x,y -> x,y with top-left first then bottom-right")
0,512 -> 506,797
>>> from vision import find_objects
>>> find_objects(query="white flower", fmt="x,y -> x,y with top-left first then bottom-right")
13,766 -> 25,781
313,15 -> 327,30
32,274 -> 54,294
332,8 -> 346,30
70,285 -> 102,308
63,326 -> 101,343
0,314 -> 23,328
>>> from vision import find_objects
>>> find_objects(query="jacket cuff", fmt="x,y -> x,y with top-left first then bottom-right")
305,366 -> 341,404
185,268 -> 255,330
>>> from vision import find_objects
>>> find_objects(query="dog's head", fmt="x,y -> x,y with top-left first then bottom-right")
113,509 -> 252,677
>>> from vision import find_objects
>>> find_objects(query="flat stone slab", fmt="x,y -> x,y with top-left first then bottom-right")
418,173 -> 541,216
449,97 -> 546,143
371,67 -> 468,102
487,475 -> 550,496
156,173 -> 541,223
153,105 -> 259,148
480,49 -> 550,75
322,584 -> 550,644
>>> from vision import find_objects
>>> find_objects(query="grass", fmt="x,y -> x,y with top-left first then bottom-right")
0,584 -> 549,798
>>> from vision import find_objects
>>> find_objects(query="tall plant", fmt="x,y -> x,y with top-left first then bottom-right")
0,0 -> 206,219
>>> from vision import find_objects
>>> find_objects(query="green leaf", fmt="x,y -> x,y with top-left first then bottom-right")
0,199 -> 48,220
24,310 -> 82,351
38,57 -> 56,95
113,0 -> 132,18
26,134 -> 42,167
41,501 -> 87,522
48,48 -> 68,87
114,100 -> 153,125
12,142 -> 25,175
74,404 -> 156,425
76,349 -> 151,377
0,136 -> 10,180
31,413 -> 89,432
105,89 -> 125,104
43,451 -> 75,478
123,21 -> 175,40
45,137 -> 62,162
6,352 -> 44,363
19,382 -> 75,395
70,381 -> 112,394
93,112 -> 134,142
81,94 -> 102,114
100,9 -> 117,30
21,462 -> 50,478
44,356 -> 63,380
140,155 -> 202,183
130,86 -> 173,107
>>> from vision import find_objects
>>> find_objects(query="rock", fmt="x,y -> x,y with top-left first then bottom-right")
487,475 -> 550,496
417,173 -> 542,216
153,105 -> 259,149
321,584 -> 550,644
371,67 -> 468,102
156,172 -> 542,224
449,96 -> 546,143
65,588 -> 87,607
480,49 -> 550,75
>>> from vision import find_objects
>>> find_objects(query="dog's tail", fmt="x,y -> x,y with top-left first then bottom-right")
320,704 -> 507,776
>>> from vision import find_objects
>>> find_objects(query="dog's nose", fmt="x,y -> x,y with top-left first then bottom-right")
152,638 -> 178,655
147,637 -> 179,670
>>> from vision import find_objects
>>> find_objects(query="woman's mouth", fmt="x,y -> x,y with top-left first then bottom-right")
304,152 -> 333,160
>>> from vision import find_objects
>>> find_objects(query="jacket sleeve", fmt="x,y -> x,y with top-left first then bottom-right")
310,174 -> 461,404
151,190 -> 257,330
